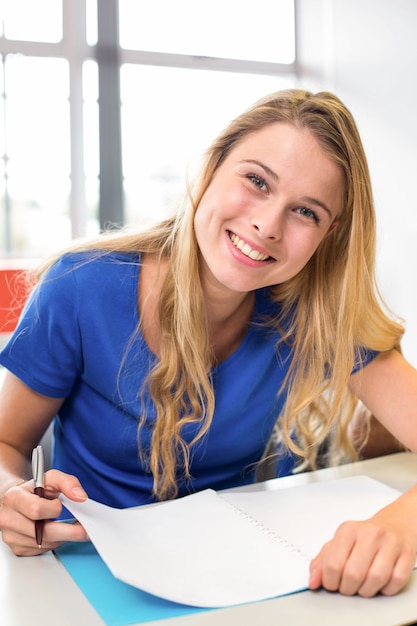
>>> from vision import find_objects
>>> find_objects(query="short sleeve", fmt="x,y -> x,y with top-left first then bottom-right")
0,256 -> 83,397
351,346 -> 379,374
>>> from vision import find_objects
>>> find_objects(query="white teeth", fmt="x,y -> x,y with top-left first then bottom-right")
229,233 -> 270,261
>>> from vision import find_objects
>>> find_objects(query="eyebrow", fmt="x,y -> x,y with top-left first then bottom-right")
301,196 -> 333,219
242,159 -> 278,181
242,159 -> 334,219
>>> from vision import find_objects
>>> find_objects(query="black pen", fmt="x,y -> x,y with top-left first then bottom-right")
32,444 -> 45,548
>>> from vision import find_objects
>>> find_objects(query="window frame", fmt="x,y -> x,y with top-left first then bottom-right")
0,0 -> 298,252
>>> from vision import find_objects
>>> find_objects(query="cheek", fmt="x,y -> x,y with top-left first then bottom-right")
194,201 -> 210,241
194,191 -> 227,241
289,229 -> 326,264
292,225 -> 321,247
195,187 -> 216,223
194,199 -> 218,254
196,183 -> 248,226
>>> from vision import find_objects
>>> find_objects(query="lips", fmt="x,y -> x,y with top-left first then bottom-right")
228,231 -> 272,262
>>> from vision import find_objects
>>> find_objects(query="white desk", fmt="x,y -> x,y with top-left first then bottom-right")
1,452 -> 417,626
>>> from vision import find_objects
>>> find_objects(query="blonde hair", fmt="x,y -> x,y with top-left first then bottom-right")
36,89 -> 404,498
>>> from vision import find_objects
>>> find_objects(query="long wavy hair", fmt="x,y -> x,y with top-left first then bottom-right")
36,89 -> 404,498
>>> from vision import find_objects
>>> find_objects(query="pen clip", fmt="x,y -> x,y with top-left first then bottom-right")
32,445 -> 45,489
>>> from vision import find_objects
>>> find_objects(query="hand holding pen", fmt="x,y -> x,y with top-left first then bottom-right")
32,444 -> 45,548
0,446 -> 89,555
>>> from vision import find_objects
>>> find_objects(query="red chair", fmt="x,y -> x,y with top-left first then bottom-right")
0,266 -> 33,334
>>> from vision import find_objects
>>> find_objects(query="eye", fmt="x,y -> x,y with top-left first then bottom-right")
247,173 -> 268,192
295,206 -> 320,224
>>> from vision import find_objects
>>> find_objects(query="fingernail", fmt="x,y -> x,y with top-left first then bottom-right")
71,486 -> 87,500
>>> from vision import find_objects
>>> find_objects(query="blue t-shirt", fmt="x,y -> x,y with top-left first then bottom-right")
0,252 -> 376,507
0,252 -> 295,506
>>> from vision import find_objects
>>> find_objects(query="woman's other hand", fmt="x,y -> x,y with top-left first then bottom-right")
309,492 -> 417,597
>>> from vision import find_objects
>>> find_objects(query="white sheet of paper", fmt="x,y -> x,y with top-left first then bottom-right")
220,474 -> 403,559
60,475 -> 403,608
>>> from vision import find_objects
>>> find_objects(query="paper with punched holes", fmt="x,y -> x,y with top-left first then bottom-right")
60,475 -> 404,608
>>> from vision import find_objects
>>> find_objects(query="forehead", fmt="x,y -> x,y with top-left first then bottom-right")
229,122 -> 332,161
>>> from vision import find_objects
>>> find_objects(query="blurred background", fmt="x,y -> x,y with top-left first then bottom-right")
0,0 -> 416,366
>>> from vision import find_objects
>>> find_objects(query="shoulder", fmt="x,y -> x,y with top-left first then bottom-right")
42,251 -> 141,292
31,251 -> 141,317
45,250 -> 140,277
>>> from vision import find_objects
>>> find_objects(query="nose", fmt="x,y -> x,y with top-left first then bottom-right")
251,203 -> 284,240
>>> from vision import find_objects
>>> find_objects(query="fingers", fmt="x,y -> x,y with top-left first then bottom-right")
2,520 -> 89,556
308,560 -> 323,590
2,469 -> 87,524
379,544 -> 416,596
0,470 -> 89,555
40,469 -> 88,502
309,520 -> 416,597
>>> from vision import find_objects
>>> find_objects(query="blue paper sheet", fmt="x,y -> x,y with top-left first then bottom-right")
55,542 -> 208,625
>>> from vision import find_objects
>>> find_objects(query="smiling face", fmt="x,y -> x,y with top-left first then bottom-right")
194,122 -> 345,296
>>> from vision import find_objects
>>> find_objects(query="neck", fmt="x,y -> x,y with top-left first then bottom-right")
139,253 -> 256,363
204,287 -> 256,363
206,290 -> 254,328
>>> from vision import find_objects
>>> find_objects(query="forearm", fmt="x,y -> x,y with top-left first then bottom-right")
0,371 -> 63,503
0,442 -> 32,501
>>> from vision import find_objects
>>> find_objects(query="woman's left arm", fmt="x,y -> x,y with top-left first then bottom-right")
348,348 -> 417,452
309,348 -> 417,597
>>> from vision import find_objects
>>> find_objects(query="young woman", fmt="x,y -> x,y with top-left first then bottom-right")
0,89 -> 416,599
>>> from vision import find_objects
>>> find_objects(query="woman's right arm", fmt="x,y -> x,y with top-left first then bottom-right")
0,370 -> 89,555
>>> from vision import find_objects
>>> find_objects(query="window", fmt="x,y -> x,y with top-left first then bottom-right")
0,0 -> 98,257
0,0 -> 297,259
121,65 -> 294,226
3,55 -> 71,256
2,0 -> 63,42
119,0 -> 295,63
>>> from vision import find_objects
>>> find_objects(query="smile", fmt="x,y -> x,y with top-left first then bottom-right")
228,231 -> 272,261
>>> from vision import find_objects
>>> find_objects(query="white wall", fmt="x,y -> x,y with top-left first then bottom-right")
296,0 -> 417,366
